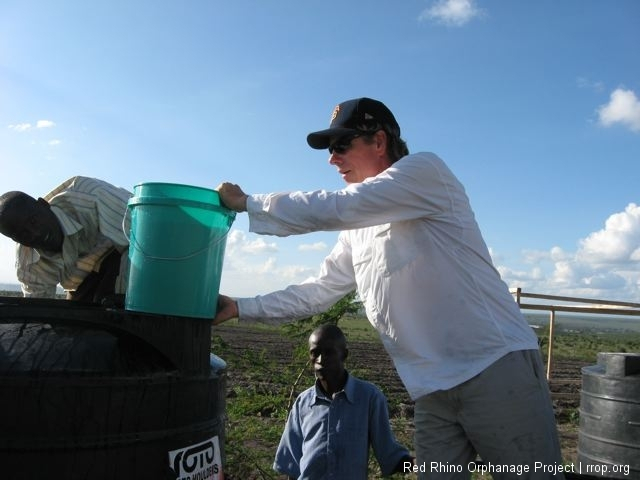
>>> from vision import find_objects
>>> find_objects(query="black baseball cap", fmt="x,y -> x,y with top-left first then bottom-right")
307,97 -> 401,150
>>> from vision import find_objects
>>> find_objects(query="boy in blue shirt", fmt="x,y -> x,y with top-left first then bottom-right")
274,324 -> 413,479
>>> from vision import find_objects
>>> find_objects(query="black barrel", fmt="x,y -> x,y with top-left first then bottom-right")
578,352 -> 640,479
0,296 -> 225,480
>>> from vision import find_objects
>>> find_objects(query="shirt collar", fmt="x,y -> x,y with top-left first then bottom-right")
313,371 -> 355,404
20,207 -> 82,264
50,205 -> 83,236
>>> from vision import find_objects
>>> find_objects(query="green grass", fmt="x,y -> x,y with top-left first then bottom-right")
538,327 -> 640,361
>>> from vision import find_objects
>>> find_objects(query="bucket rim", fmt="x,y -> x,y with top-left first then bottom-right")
133,182 -> 218,194
127,196 -> 236,218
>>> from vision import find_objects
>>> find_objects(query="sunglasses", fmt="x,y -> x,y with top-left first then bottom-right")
328,134 -> 361,155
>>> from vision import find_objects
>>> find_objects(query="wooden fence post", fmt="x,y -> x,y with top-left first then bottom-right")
546,309 -> 556,380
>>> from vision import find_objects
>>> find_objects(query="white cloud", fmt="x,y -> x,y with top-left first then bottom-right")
219,229 -> 318,296
48,139 -> 61,146
226,229 -> 278,255
242,238 -> 278,255
582,272 -> 626,290
255,257 -> 277,274
576,77 -> 605,92
597,88 -> 640,133
8,119 -> 56,133
522,249 -> 550,264
298,242 -> 327,252
497,203 -> 640,302
8,123 -> 32,132
280,263 -> 316,280
577,203 -> 640,264
36,120 -> 56,129
419,0 -> 484,26
550,246 -> 568,262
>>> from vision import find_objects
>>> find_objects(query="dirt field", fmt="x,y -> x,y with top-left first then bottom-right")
213,323 -> 585,470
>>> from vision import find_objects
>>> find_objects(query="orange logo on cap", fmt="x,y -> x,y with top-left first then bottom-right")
330,104 -> 340,123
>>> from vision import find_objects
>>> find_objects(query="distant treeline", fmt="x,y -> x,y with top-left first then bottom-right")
0,290 -> 22,298
525,312 -> 640,334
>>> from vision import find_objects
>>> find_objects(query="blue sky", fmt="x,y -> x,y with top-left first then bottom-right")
1,0 -> 639,302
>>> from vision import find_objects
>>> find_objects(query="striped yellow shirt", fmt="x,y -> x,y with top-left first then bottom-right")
16,176 -> 132,298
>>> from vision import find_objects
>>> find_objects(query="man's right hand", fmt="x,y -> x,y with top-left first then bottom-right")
213,294 -> 239,325
215,182 -> 248,212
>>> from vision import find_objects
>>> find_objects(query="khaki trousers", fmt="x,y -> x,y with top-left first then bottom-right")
414,350 -> 565,479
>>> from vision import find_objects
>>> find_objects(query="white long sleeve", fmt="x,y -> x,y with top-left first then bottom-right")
238,152 -> 538,399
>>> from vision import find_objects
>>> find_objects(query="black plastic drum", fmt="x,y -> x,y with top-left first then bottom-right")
578,352 -> 640,479
0,297 -> 225,480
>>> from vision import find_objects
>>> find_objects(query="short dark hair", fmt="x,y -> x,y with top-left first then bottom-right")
361,129 -> 409,164
0,191 -> 34,235
310,324 -> 347,345
385,130 -> 409,163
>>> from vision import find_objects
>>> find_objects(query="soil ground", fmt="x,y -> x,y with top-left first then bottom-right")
214,323 -> 585,476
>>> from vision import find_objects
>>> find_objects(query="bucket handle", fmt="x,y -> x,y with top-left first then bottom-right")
122,202 -> 235,261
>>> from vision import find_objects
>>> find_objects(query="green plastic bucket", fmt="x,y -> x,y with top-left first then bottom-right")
125,183 -> 235,318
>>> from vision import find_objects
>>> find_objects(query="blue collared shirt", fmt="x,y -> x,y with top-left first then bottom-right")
273,372 -> 410,479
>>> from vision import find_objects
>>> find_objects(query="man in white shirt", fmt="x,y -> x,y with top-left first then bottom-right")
0,176 -> 131,303
214,98 -> 565,478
